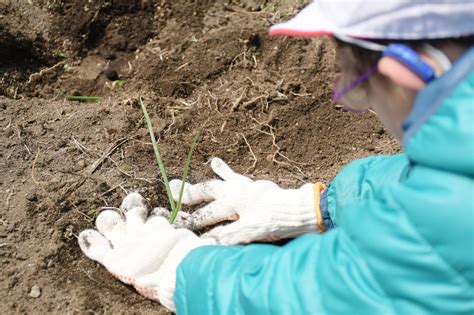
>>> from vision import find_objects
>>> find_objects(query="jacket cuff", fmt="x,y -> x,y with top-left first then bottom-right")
320,188 -> 334,230
313,182 -> 331,232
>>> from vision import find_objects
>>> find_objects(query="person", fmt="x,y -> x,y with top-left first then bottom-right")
78,1 -> 474,314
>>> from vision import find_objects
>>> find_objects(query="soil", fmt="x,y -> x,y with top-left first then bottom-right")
1,0 -> 400,313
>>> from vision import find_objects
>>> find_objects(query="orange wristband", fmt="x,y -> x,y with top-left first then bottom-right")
313,182 -> 327,232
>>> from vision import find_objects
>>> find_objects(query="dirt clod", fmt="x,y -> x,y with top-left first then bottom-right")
59,200 -> 71,212
77,160 -> 87,169
25,193 -> 38,203
104,68 -> 119,81
28,286 -> 42,298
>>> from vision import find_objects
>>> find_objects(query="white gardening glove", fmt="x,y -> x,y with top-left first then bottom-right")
78,192 -> 215,312
165,158 -> 327,245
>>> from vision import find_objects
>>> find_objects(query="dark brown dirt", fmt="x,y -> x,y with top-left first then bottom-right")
0,0 -> 400,313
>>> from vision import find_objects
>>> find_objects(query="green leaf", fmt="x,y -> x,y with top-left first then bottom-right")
65,95 -> 101,102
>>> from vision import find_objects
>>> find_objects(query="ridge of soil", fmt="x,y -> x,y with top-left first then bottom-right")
1,1 -> 400,313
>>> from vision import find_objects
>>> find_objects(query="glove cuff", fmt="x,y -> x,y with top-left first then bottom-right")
313,182 -> 327,232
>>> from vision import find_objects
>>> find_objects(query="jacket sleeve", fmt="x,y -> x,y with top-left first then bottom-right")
173,154 -> 409,315
174,230 -> 392,315
321,153 -> 409,227
174,153 -> 472,314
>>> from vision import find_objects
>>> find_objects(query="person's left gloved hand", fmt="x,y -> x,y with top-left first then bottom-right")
156,158 -> 328,245
78,192 -> 215,312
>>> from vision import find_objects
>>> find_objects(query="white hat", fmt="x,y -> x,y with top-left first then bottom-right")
269,0 -> 474,40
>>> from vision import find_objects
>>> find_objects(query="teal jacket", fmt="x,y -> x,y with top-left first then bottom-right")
174,47 -> 474,314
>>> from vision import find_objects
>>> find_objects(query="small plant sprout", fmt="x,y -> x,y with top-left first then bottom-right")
87,208 -> 101,220
53,49 -> 68,59
112,80 -> 126,88
139,97 -> 201,224
63,64 -> 74,72
171,128 -> 202,223
65,95 -> 102,102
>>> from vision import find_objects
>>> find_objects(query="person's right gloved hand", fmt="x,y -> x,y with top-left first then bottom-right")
78,192 -> 215,312
159,158 -> 328,245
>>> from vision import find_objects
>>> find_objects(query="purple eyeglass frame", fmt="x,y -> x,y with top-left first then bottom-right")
332,65 -> 379,113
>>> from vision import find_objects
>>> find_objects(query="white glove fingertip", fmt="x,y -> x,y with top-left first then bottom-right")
96,210 -> 123,236
78,230 -> 112,263
170,179 -> 195,204
210,157 -> 225,168
210,157 -> 231,178
151,207 -> 170,218
121,192 -> 145,211
211,157 -> 252,182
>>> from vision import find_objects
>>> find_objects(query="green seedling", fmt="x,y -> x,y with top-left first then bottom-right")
87,208 -> 101,219
53,49 -> 68,59
171,128 -> 202,223
139,97 -> 201,224
112,80 -> 126,88
65,95 -> 102,102
63,64 -> 74,72
63,225 -> 75,240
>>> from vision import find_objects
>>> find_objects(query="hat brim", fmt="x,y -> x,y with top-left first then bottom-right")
269,1 -> 474,39
268,28 -> 333,37
268,2 -> 334,37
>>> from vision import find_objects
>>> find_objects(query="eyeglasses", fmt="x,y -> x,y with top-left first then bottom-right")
333,65 -> 378,113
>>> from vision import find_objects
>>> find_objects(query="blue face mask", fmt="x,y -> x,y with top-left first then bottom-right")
382,43 -> 451,82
